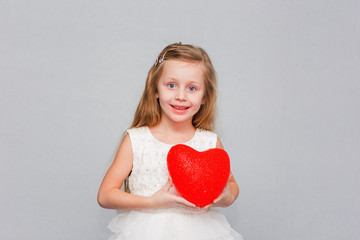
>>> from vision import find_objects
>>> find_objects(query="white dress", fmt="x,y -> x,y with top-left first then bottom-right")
108,126 -> 243,240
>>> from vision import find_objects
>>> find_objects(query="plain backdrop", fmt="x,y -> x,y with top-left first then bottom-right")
1,0 -> 359,239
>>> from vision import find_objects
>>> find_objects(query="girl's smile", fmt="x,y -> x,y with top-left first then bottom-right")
171,105 -> 190,114
156,60 -> 205,125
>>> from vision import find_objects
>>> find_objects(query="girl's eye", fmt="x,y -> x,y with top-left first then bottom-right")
168,83 -> 175,89
188,86 -> 196,91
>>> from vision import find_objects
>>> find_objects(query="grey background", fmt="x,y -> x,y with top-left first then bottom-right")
1,0 -> 359,239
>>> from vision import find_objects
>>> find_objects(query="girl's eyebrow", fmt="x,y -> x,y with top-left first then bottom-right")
187,81 -> 202,86
164,77 -> 179,82
164,78 -> 202,86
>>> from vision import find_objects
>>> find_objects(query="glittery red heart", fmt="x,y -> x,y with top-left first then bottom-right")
167,144 -> 230,207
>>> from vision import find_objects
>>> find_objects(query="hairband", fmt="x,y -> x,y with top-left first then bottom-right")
154,51 -> 167,67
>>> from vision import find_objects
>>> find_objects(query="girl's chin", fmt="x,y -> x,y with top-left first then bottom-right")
162,115 -> 193,125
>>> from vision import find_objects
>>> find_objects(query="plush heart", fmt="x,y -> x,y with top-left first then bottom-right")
167,144 -> 230,207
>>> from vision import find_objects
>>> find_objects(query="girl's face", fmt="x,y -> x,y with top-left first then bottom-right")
156,60 -> 205,126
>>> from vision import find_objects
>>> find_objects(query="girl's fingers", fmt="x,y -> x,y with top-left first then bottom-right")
213,192 -> 224,205
163,177 -> 173,191
173,195 -> 196,208
203,203 -> 213,209
182,199 -> 196,208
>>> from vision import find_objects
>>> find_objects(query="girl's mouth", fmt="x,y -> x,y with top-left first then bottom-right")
171,105 -> 190,110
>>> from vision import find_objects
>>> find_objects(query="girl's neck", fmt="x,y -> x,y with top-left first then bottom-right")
149,119 -> 196,145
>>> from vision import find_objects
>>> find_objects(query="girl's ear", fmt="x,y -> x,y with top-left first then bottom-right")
156,92 -> 159,99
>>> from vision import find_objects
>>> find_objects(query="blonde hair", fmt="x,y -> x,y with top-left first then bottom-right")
130,43 -> 217,131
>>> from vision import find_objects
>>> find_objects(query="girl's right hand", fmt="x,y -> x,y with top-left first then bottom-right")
149,177 -> 196,209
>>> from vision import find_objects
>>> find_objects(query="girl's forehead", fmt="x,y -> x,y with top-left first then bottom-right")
163,59 -> 204,67
160,60 -> 205,82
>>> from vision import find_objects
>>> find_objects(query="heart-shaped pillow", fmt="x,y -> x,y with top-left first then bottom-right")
167,144 -> 230,207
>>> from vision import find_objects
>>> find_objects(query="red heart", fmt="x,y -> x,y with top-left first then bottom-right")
167,144 -> 230,207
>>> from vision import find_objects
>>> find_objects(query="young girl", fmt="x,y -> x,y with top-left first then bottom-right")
98,43 -> 243,240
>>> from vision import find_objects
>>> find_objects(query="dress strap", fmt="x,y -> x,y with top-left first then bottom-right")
194,128 -> 218,150
126,127 -> 149,157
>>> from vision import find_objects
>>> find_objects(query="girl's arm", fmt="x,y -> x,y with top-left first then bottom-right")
205,137 -> 239,208
97,134 -> 195,210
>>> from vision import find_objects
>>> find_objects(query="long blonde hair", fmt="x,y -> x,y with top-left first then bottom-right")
131,43 -> 217,131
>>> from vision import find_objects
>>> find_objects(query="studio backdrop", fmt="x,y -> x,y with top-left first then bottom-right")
1,1 -> 359,239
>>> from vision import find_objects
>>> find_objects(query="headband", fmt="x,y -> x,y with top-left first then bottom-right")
154,51 -> 167,67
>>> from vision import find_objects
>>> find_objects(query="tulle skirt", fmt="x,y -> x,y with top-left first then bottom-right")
108,208 -> 243,240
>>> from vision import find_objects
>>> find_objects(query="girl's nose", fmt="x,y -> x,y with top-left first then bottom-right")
175,88 -> 186,101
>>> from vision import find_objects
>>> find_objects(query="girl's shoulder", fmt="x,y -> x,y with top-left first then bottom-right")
126,126 -> 150,145
194,128 -> 218,149
126,126 -> 148,135
196,128 -> 218,138
125,126 -> 150,153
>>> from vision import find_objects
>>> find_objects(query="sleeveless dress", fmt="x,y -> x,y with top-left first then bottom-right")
108,126 -> 243,240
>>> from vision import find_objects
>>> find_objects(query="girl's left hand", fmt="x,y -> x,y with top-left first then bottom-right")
203,173 -> 236,209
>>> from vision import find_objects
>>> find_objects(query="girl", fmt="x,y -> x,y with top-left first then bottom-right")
98,43 -> 243,240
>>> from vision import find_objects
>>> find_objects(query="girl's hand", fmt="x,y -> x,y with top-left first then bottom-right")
149,177 -> 196,209
203,173 -> 236,209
